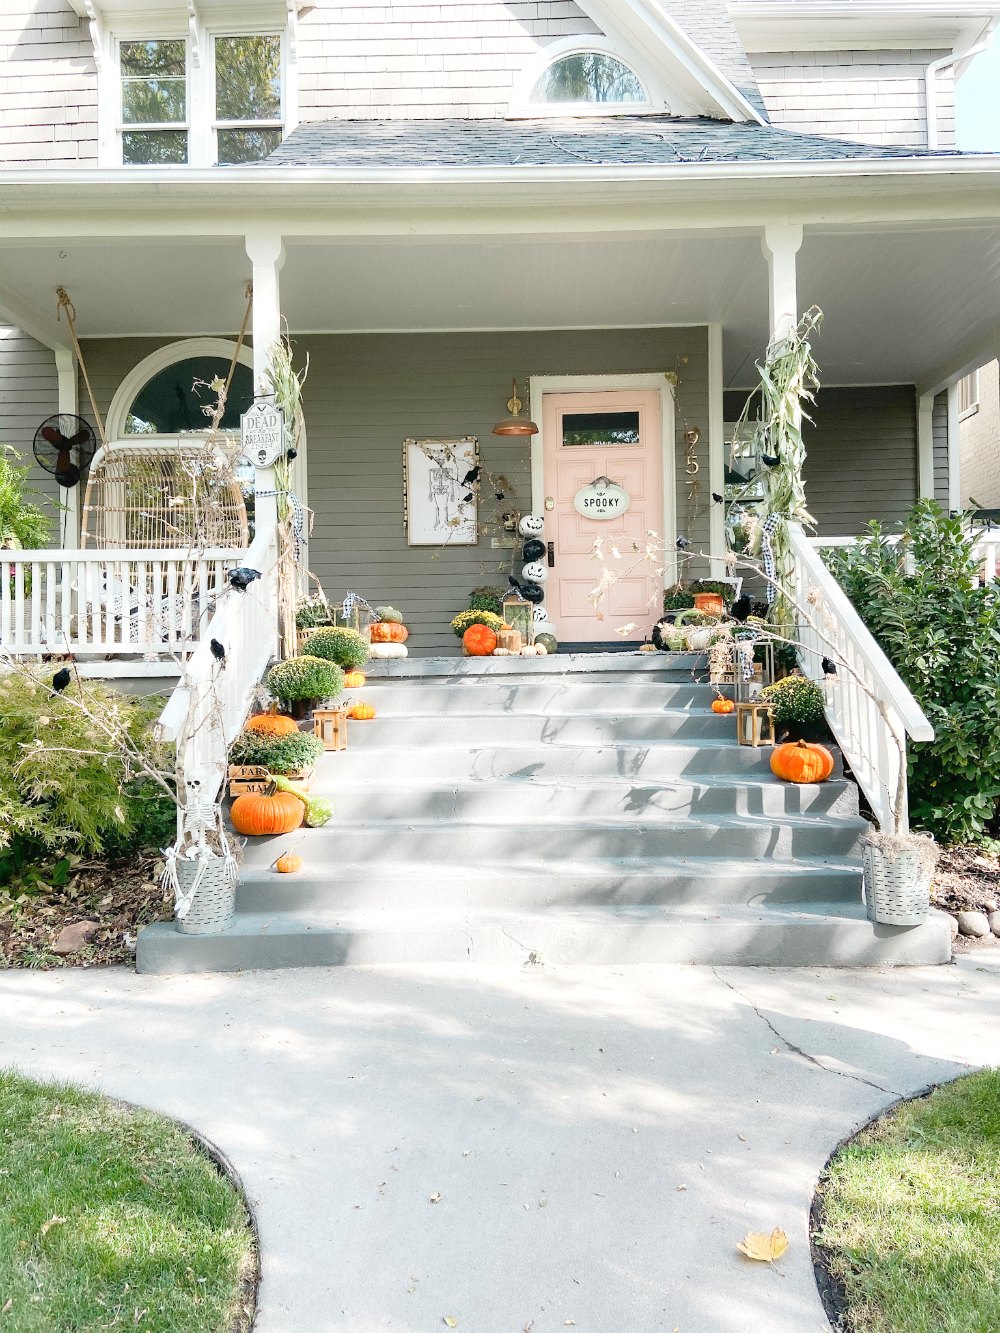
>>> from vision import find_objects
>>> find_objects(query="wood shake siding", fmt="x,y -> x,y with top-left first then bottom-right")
0,1 -> 97,165
0,326 -> 62,527
81,329 -> 709,655
749,50 -> 953,149
298,0 -> 601,122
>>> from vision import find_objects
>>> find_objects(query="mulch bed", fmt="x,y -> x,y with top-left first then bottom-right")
0,854 -> 171,969
932,845 -> 1000,952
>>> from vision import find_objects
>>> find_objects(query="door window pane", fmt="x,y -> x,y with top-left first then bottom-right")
217,128 -> 283,164
122,130 -> 188,165
121,39 -> 186,123
562,411 -> 641,447
215,35 -> 281,121
531,54 -> 646,104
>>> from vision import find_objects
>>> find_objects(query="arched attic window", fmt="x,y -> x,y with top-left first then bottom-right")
124,355 -> 253,435
530,53 -> 648,106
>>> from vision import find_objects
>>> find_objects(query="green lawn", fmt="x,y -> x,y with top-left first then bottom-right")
815,1069 -> 1000,1333
0,1071 -> 255,1332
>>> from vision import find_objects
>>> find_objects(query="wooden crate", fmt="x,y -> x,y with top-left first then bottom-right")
228,764 -> 314,797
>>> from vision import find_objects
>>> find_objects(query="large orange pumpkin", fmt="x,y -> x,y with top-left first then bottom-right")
343,670 -> 366,689
370,622 -> 408,644
463,624 -> 497,656
244,712 -> 299,737
230,789 -> 304,836
770,740 -> 835,784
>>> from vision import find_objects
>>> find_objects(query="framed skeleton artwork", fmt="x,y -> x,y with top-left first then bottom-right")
403,436 -> 479,546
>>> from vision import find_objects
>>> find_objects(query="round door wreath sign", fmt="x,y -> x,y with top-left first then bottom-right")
573,476 -> 631,521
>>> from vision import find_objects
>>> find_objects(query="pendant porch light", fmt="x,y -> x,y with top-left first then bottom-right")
492,378 -> 538,436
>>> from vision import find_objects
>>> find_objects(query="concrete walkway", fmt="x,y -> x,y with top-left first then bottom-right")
1,958 -> 998,1333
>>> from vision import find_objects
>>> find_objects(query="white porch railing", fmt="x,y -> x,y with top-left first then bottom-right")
789,525 -> 933,833
811,531 -> 1000,586
0,548 -> 238,656
157,522 -> 280,803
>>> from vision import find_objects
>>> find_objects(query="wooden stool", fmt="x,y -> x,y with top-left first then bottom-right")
735,701 -> 775,748
312,707 -> 348,751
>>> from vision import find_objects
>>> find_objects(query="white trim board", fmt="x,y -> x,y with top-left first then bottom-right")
528,372 -> 678,589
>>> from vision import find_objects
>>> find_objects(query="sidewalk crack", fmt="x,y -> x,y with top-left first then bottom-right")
712,969 -> 901,1097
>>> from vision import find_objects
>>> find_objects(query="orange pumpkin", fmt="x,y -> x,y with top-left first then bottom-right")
230,789 -> 304,836
711,696 -> 735,715
370,622 -> 408,644
244,712 -> 298,737
343,670 -> 366,689
350,703 -> 376,720
770,740 -> 835,784
275,852 -> 302,874
463,624 -> 497,656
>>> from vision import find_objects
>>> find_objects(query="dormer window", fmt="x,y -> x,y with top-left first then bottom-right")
530,54 -> 647,106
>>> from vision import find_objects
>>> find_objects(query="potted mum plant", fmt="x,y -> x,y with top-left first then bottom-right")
267,655 -> 344,720
760,673 -> 829,743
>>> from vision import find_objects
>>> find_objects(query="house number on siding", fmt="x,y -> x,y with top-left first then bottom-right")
241,401 -> 286,468
573,478 -> 630,521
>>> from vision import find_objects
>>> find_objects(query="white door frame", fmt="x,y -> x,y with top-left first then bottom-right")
528,373 -> 677,589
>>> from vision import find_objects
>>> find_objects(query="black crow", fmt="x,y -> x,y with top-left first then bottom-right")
461,465 -> 481,486
676,535 -> 691,550
52,666 -> 71,693
761,453 -> 780,468
730,594 -> 752,623
712,492 -> 724,504
210,639 -> 226,668
822,656 -> 838,676
228,567 -> 262,592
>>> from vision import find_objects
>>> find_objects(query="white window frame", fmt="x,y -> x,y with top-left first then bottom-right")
117,32 -> 192,168
95,9 -> 296,168
507,36 -> 664,119
958,369 -> 980,420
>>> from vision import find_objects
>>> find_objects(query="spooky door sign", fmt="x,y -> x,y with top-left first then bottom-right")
573,476 -> 630,521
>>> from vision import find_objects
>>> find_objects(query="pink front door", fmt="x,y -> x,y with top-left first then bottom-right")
541,389 -> 664,644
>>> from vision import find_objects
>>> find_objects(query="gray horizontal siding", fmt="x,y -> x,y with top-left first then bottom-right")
81,328 -> 709,656
724,383 -> 918,535
0,325 -> 63,544
932,389 -> 950,508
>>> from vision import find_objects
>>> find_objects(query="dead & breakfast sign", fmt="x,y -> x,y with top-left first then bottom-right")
241,401 -> 286,467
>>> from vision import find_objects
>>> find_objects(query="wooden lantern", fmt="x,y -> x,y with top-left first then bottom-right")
502,595 -> 534,644
735,701 -> 776,748
312,707 -> 348,751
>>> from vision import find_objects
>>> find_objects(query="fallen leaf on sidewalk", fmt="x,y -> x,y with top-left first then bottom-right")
429,1193 -> 442,1203
443,1318 -> 458,1328
737,1228 -> 788,1263
675,1184 -> 687,1191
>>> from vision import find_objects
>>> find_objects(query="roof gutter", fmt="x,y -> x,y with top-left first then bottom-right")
926,19 -> 997,150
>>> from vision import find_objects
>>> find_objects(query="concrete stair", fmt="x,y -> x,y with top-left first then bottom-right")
137,652 -> 952,972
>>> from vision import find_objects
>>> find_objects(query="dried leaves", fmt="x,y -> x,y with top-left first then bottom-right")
737,1228 -> 788,1263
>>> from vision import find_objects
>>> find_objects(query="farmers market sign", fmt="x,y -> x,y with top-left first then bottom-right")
573,477 -> 630,521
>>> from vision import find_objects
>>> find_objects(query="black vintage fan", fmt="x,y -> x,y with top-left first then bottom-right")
33,414 -> 98,489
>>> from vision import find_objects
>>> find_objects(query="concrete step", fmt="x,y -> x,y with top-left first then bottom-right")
135,903 -> 953,974
316,740 -> 836,782
234,854 -> 864,912
364,651 -> 706,681
236,813 -> 868,863
339,711 -> 740,745
349,680 -> 723,714
301,775 -> 860,821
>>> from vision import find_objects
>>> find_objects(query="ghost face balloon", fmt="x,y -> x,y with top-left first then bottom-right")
532,605 -> 548,623
517,514 -> 544,538
521,538 -> 545,563
521,560 -> 547,584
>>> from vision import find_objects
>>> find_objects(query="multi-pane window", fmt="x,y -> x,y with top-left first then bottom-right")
119,33 -> 283,166
120,39 -> 188,165
214,35 -> 283,165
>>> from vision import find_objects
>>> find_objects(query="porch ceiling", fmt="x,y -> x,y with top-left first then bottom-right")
1,223 -> 999,391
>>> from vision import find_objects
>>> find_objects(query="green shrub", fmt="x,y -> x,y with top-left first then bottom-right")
229,730 -> 324,774
469,586 -> 505,615
761,673 -> 826,726
306,626 -> 370,670
0,667 -> 171,861
827,501 -> 1000,843
267,655 -> 343,703
663,584 -> 695,612
450,609 -> 505,639
0,445 -> 49,549
295,599 -> 332,630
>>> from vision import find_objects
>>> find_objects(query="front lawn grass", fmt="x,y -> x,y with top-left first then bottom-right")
814,1069 -> 1000,1333
0,1070 -> 255,1331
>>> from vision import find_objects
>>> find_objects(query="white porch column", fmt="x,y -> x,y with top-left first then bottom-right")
917,392 -> 936,499
245,231 -> 287,534
707,323 -> 726,572
762,223 -> 803,341
55,345 -> 79,548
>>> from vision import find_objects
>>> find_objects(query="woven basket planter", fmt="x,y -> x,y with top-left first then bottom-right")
862,841 -> 932,926
175,854 -> 236,935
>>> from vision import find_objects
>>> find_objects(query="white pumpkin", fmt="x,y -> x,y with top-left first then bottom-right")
520,560 -> 547,584
517,514 -> 544,537
685,627 -> 714,651
519,644 -> 538,657
368,642 -> 408,659
492,647 -> 512,656
534,643 -> 548,655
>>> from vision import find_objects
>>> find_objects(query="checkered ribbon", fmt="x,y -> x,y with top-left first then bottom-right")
760,513 -> 782,604
257,488 -> 306,559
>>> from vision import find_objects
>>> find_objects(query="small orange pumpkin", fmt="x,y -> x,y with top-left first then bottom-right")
350,703 -> 376,720
370,622 -> 408,644
343,670 -> 366,689
230,789 -> 304,836
275,852 -> 302,874
770,740 -> 835,784
244,712 -> 299,737
711,696 -> 735,715
463,624 -> 497,656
